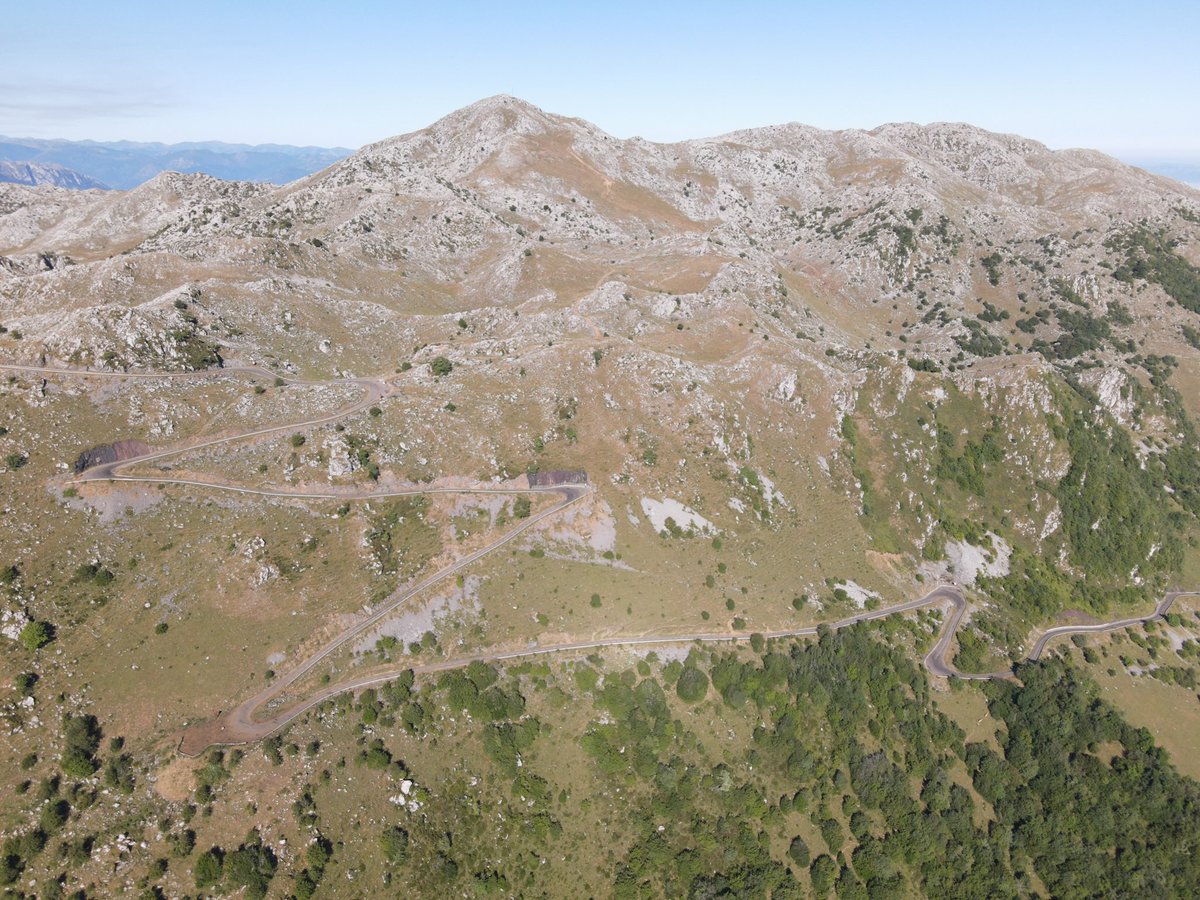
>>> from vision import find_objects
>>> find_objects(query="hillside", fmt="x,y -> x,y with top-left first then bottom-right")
1,96 -> 1200,896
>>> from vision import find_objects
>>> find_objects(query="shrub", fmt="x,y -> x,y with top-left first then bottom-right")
429,356 -> 453,377
13,672 -> 36,693
19,621 -> 50,652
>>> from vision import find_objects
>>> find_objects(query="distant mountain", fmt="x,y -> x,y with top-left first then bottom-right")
1132,159 -> 1200,189
0,159 -> 107,190
0,135 -> 354,189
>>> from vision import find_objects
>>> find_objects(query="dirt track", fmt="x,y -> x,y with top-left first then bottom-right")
1,362 -> 1188,756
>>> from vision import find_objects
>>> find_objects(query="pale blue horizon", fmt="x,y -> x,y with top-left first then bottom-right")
2,0 -> 1198,162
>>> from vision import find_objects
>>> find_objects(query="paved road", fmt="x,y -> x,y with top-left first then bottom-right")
178,584 -> 1197,754
179,584 -> 959,753
6,362 -> 1190,757
1027,591 -> 1193,660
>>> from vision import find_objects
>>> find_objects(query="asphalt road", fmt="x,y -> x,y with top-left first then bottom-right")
179,584 -> 1197,755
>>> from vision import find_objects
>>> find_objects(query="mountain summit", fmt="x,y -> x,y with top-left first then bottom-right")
1,96 -> 1200,898
1,98 -> 1198,535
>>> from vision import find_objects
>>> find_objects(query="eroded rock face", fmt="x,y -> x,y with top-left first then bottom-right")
527,469 -> 588,487
74,439 -> 150,473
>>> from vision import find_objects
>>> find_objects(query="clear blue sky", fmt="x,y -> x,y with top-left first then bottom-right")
2,0 -> 1197,158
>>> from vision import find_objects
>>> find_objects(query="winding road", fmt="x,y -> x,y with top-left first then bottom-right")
2,362 -> 1192,756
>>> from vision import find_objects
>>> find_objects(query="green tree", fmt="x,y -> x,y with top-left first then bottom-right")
380,826 -> 409,865
60,714 -> 101,778
194,848 -> 223,889
810,854 -> 837,896
787,836 -> 810,868
675,667 -> 709,703
224,837 -> 277,900
429,356 -> 453,377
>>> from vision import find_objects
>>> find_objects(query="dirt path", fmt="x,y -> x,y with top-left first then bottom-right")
2,362 -> 1189,756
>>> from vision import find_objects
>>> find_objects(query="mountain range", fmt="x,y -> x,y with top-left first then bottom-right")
2,90 -> 1198,657
1,95 -> 1200,897
0,135 -> 353,190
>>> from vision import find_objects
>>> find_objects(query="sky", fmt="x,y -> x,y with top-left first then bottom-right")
2,0 -> 1198,160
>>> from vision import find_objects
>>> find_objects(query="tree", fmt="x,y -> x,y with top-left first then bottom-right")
787,836 -> 810,868
810,855 -> 837,896
512,496 -> 531,519
19,621 -> 50,652
429,356 -> 453,377
675,667 -> 709,703
61,713 -> 102,777
380,826 -> 409,865
224,839 -> 277,900
194,847 -> 223,889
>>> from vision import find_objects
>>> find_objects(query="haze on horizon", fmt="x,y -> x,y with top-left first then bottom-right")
2,0 -> 1198,163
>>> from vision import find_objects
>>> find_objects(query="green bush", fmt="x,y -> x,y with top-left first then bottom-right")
19,621 -> 50,652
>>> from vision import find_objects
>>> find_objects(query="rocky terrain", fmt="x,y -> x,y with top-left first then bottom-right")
4,96 -> 1199,557
2,96 -> 1200,897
